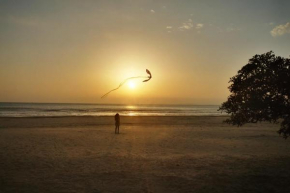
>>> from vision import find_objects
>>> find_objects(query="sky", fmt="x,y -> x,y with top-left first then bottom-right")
0,0 -> 290,105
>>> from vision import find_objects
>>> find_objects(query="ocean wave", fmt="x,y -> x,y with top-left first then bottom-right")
0,103 -> 222,117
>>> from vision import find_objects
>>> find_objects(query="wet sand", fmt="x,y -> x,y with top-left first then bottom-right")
1,116 -> 290,193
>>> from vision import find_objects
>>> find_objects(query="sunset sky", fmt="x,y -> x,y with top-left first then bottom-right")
1,0 -> 290,104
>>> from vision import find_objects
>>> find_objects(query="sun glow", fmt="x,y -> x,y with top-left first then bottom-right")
128,81 -> 136,89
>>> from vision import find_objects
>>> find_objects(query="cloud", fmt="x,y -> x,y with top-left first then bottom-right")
196,23 -> 204,29
179,22 -> 193,30
166,26 -> 172,29
150,9 -> 155,13
179,19 -> 194,30
271,22 -> 290,37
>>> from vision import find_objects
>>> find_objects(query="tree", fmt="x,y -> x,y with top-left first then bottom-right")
219,51 -> 290,138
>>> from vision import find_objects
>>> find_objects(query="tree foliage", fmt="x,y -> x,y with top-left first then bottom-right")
219,51 -> 290,138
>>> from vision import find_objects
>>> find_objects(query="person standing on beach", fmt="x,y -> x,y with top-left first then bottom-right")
115,113 -> 120,134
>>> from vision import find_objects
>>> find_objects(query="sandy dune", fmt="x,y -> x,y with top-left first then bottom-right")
1,116 -> 290,193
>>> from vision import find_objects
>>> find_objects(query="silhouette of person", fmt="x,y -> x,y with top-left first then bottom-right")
115,113 -> 120,134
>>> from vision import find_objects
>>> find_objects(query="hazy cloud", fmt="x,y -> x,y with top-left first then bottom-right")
271,22 -> 290,37
150,9 -> 155,13
179,22 -> 193,30
179,19 -> 194,30
166,26 -> 172,29
196,23 -> 204,29
178,20 -> 205,32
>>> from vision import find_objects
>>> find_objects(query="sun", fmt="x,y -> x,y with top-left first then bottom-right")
128,81 -> 136,89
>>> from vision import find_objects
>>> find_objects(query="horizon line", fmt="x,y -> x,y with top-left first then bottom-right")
0,101 -> 221,106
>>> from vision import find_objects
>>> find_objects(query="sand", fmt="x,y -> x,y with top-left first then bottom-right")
1,116 -> 290,193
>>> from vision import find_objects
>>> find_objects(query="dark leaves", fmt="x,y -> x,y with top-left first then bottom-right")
219,51 -> 290,138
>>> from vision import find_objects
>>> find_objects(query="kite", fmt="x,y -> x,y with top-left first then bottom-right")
101,69 -> 152,98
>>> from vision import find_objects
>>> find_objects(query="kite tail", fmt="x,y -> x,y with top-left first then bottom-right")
101,86 -> 120,98
101,76 -> 148,98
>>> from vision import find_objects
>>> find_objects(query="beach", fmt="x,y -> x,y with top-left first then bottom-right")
1,116 -> 290,193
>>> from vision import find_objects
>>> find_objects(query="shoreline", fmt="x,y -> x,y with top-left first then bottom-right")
0,116 -> 230,129
0,115 -> 229,118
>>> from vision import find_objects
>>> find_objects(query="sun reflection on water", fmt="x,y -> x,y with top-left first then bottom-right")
126,105 -> 136,109
128,111 -> 137,116
125,106 -> 137,116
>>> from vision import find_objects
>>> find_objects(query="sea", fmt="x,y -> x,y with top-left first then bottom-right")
0,103 -> 225,117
